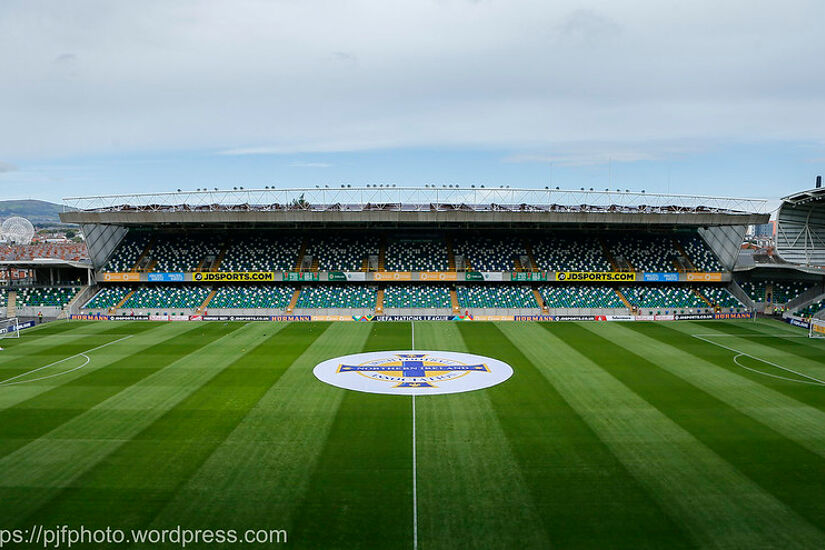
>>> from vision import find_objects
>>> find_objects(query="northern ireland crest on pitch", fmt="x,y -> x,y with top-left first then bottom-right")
313,350 -> 513,395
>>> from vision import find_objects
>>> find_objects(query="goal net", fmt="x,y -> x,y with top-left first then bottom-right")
810,318 -> 825,339
0,318 -> 20,340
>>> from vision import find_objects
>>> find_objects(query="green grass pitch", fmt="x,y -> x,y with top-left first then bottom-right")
1,319 -> 825,548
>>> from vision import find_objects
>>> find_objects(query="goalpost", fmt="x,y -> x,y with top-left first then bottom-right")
810,318 -> 825,339
0,318 -> 20,341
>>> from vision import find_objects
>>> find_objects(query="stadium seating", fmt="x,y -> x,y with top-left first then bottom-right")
797,298 -> 825,318
307,237 -> 380,271
456,285 -> 535,308
531,235 -> 611,271
121,285 -> 210,310
738,280 -> 813,304
150,235 -> 223,272
17,287 -> 79,307
452,236 -> 525,272
383,285 -> 452,308
105,233 -> 152,271
678,234 -> 723,271
295,285 -> 376,308
209,286 -> 295,309
621,285 -> 707,310
84,286 -> 133,309
219,236 -> 301,272
539,285 -> 624,308
385,239 -> 449,271
0,290 -> 6,308
700,287 -> 745,309
606,235 -> 682,272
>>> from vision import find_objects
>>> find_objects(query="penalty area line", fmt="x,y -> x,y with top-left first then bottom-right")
0,334 -> 133,386
693,334 -> 825,386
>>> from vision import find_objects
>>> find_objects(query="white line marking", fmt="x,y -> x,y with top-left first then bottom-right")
411,320 -> 418,550
0,335 -> 133,386
412,393 -> 418,550
693,334 -> 810,338
732,354 -> 825,386
693,334 -> 825,386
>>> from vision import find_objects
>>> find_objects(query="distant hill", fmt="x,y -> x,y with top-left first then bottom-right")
0,200 -> 65,225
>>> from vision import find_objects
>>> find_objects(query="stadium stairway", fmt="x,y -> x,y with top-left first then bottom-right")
6,291 -> 16,318
196,289 -> 217,314
211,241 -> 229,271
60,286 -> 95,319
450,289 -> 460,313
599,238 -> 621,271
694,289 -> 715,309
285,288 -> 301,313
673,239 -> 697,271
294,238 -> 308,271
375,289 -> 384,313
524,242 -> 539,271
110,289 -> 136,313
378,237 -> 387,271
614,288 -> 634,311
131,236 -> 156,272
727,281 -> 756,310
532,288 -> 549,313
446,236 -> 456,271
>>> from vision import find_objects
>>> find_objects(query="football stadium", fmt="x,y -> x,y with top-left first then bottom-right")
0,184 -> 824,548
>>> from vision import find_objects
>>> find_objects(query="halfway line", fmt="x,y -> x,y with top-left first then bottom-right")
411,320 -> 418,550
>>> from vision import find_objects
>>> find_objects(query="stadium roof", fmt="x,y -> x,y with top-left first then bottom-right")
61,187 -> 770,228
775,186 -> 825,266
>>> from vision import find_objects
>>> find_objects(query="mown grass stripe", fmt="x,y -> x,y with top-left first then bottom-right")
0,322 -> 220,459
289,322 -> 414,549
0,323 -> 183,411
462,322 -> 692,550
0,322 -> 281,526
602,322 -> 825,461
571,321 -> 825,532
19,322 -> 329,530
502,321 -> 825,549
695,319 -> 825,366
689,319 -> 825,360
650,321 -> 825,416
0,321 -> 156,370
413,322 -> 552,549
145,322 -> 373,533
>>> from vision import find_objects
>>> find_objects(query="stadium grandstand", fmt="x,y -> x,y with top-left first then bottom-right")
41,185 -> 825,324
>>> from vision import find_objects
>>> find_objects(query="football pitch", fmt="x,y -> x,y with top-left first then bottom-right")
1,319 -> 825,549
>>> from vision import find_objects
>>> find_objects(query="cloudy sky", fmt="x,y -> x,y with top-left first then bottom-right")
1,0 -> 824,202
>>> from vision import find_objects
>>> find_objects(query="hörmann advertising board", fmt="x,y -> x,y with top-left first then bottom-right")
556,272 -> 636,282
192,272 -> 275,282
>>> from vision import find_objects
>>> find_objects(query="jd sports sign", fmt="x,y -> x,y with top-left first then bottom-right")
313,351 -> 513,395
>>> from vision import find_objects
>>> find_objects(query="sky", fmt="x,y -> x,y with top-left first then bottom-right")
0,0 -> 824,203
